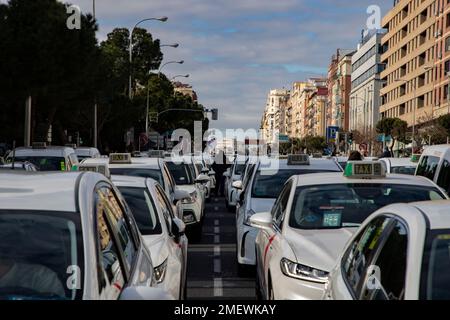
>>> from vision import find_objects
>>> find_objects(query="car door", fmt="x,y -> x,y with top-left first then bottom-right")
359,219 -> 408,300
259,181 -> 293,299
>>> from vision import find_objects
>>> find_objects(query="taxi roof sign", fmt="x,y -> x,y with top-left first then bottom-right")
75,163 -> 111,179
411,154 -> 421,163
287,154 -> 310,166
109,153 -> 132,164
344,161 -> 386,179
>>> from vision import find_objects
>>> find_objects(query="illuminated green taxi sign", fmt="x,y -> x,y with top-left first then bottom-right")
344,161 -> 386,179
287,154 -> 310,166
411,154 -> 421,163
109,153 -> 132,164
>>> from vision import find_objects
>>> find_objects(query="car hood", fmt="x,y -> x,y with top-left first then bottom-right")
249,198 -> 276,213
285,227 -> 357,272
143,233 -> 168,267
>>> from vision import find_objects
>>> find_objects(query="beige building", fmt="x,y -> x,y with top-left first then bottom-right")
261,89 -> 290,146
380,0 -> 437,131
173,82 -> 198,102
289,82 -> 308,138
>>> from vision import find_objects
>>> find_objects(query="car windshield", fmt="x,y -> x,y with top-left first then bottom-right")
166,162 -> 193,185
251,169 -> 338,199
109,168 -> 164,187
234,164 -> 246,176
290,184 -> 446,229
118,187 -> 162,235
421,229 -> 450,300
0,210 -> 83,300
391,166 -> 416,175
11,156 -> 65,171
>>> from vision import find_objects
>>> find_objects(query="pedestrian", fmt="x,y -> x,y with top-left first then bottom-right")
212,150 -> 229,197
348,150 -> 363,161
380,147 -> 392,158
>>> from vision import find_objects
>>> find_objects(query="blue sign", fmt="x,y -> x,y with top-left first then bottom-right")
327,126 -> 340,142
279,134 -> 290,143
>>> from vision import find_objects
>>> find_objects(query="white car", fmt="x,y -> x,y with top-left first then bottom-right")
0,171 -> 171,300
83,154 -> 183,218
7,143 -> 78,171
251,161 -> 449,300
193,157 -> 215,202
112,176 -> 188,300
224,156 -> 247,211
416,144 -> 450,195
324,200 -> 450,300
165,159 -> 209,237
235,155 -> 342,272
379,157 -> 417,175
74,147 -> 101,161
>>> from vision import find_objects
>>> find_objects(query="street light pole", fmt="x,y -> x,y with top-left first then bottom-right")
93,0 -> 97,148
129,17 -> 168,99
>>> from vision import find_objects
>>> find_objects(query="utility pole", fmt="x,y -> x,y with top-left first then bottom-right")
93,0 -> 98,148
24,96 -> 32,147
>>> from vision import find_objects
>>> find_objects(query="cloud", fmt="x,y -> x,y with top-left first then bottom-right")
63,0 -> 391,130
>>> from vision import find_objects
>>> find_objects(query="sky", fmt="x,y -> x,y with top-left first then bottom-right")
56,1 -> 391,130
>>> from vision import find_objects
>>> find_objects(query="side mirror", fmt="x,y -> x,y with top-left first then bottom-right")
209,169 -> 216,176
249,212 -> 273,230
120,286 -> 174,300
201,167 -> 209,174
232,180 -> 243,190
195,174 -> 210,184
172,217 -> 186,239
174,189 -> 190,204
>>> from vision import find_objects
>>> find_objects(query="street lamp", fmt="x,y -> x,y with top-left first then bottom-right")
171,74 -> 190,81
129,16 -> 168,99
160,43 -> 179,48
145,60 -> 185,137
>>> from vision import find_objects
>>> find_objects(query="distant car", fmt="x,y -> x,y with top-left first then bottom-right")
112,175 -> 188,300
235,155 -> 342,272
74,147 -> 101,161
0,171 -> 172,300
6,143 -> 78,171
224,156 -> 247,211
251,161 -> 448,300
379,157 -> 418,175
416,144 -> 450,195
0,161 -> 38,171
324,200 -> 450,300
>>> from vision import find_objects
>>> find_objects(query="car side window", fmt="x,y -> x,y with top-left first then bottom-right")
161,164 -> 174,194
95,190 -> 126,297
155,185 -> 174,236
416,156 -> 440,180
97,187 -> 137,272
342,216 -> 392,297
437,160 -> 450,195
271,181 -> 292,230
360,220 -> 408,300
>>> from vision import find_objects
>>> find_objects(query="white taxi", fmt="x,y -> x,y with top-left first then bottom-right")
324,200 -> 450,300
251,161 -> 449,300
416,144 -> 450,195
74,147 -> 101,161
0,171 -> 171,300
83,154 -> 186,218
379,157 -> 418,175
112,175 -> 188,300
224,156 -> 247,211
7,143 -> 78,171
235,155 -> 342,272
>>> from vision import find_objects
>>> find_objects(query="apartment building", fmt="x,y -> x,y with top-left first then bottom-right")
260,89 -> 290,146
380,0 -> 437,129
290,82 -> 308,138
304,78 -> 328,137
350,30 -> 386,134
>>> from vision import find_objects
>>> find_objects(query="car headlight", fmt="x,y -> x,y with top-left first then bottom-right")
154,259 -> 168,284
182,191 -> 198,204
280,258 -> 329,284
243,209 -> 256,226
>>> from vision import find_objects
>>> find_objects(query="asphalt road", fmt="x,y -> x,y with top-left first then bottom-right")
186,196 -> 256,300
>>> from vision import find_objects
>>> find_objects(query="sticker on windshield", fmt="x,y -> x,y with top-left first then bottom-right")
323,212 -> 342,227
60,161 -> 66,171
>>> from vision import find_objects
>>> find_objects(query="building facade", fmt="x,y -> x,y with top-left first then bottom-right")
350,30 -> 386,135
261,89 -> 290,146
380,0 -> 437,130
304,78 -> 328,137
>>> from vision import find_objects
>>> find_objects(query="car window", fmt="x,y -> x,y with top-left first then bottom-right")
271,181 -> 292,230
166,162 -> 193,185
437,160 -> 450,195
416,156 -> 440,180
161,164 -> 174,194
360,220 -> 408,300
95,193 -> 126,298
12,156 -> 66,171
342,217 -> 392,297
155,185 -> 175,236
109,168 -> 164,186
390,166 -> 416,175
96,188 -> 137,272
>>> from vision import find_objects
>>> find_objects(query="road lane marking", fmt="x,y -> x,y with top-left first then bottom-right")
214,235 -> 220,243
214,246 -> 221,257
214,258 -> 221,274
214,219 -> 219,226
214,226 -> 220,234
213,278 -> 223,297
214,206 -> 219,211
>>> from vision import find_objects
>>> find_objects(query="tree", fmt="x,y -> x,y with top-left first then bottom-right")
438,114 -> 450,139
376,117 -> 408,153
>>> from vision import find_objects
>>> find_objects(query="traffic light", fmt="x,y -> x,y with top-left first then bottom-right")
211,108 -> 219,121
348,132 -> 354,144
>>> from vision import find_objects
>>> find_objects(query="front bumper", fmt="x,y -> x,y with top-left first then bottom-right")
181,200 -> 202,225
271,267 -> 326,300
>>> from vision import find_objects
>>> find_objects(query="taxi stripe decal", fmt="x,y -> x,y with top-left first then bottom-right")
263,234 -> 276,268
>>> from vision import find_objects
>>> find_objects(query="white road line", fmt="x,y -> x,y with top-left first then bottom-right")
213,278 -> 223,297
214,198 -> 219,203
214,206 -> 219,211
214,226 -> 220,234
214,219 -> 219,226
214,258 -> 221,273
214,245 -> 221,257
214,235 -> 220,243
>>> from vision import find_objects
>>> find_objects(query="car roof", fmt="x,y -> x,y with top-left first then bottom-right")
293,172 -> 441,187
421,144 -> 450,157
258,158 -> 341,171
411,200 -> 450,230
11,146 -> 75,157
84,157 -> 161,169
0,172 -> 86,212
111,175 -> 158,189
380,157 -> 417,167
